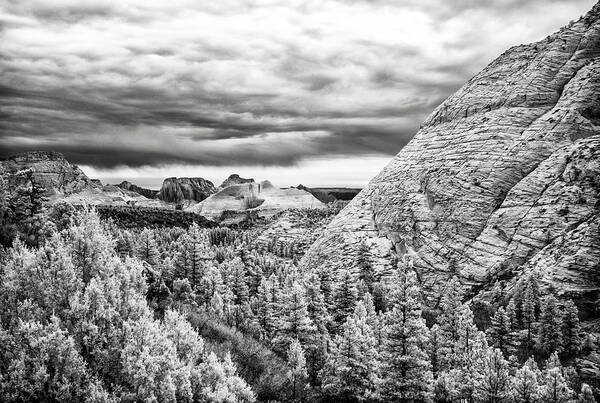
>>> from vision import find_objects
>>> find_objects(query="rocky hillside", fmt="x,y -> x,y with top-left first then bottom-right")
157,177 -> 217,204
192,180 -> 326,219
0,151 -> 96,197
302,3 -> 600,315
0,152 -> 172,209
219,174 -> 254,188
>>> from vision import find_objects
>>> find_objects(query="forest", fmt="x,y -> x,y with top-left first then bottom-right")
0,191 -> 597,403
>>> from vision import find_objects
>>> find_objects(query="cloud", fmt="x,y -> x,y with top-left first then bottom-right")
0,0 -> 597,177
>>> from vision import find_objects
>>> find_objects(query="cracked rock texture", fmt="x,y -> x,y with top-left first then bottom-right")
301,4 -> 600,310
0,151 -> 96,196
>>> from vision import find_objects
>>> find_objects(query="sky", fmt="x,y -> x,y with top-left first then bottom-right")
1,0 -> 597,188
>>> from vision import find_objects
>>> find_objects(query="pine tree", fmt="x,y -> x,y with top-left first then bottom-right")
537,295 -> 564,358
228,258 -> 250,305
287,339 -> 308,401
305,273 -> 331,336
453,307 -> 486,401
317,267 -> 335,309
320,302 -> 380,402
487,306 -> 512,356
356,241 -> 376,293
511,358 -> 542,403
540,365 -> 574,403
506,298 -> 518,332
561,299 -> 582,360
380,266 -> 433,402
473,347 -> 511,403
437,276 -> 466,370
332,269 -> 358,328
537,353 -> 575,403
520,280 -> 538,358
138,228 -> 160,267
273,282 -> 316,353
428,324 -> 443,378
256,276 -> 278,339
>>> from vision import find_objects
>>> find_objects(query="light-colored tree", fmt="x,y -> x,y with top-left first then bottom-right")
380,266 -> 433,402
511,357 -> 542,403
287,339 -> 308,401
321,302 -> 380,402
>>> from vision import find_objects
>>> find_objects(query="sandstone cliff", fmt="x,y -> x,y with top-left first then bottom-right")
219,174 -> 255,188
0,151 -> 96,197
301,3 -> 600,314
157,177 -> 217,204
192,180 -> 326,219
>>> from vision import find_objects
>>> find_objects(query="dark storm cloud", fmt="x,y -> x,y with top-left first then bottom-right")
0,0 -> 597,169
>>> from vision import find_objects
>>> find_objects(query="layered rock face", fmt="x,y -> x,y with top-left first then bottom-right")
219,174 -> 255,188
193,180 -> 326,219
0,151 -> 96,197
157,177 -> 217,204
302,4 -> 600,309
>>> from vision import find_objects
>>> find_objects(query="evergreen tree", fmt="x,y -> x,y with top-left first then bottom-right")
305,273 -> 331,335
453,309 -> 487,402
356,241 -> 376,293
520,280 -> 538,358
273,282 -> 315,353
473,347 -> 511,403
287,339 -> 308,401
69,210 -> 114,285
511,358 -> 542,403
137,228 -> 160,267
321,302 -> 380,402
537,295 -> 563,358
487,306 -> 513,356
317,267 -> 335,310
428,324 -> 443,378
256,276 -> 278,339
332,269 -> 358,328
380,266 -> 433,402
561,299 -> 582,360
228,257 -> 250,305
539,353 -> 575,403
506,298 -> 518,332
540,367 -> 574,403
436,276 -> 465,371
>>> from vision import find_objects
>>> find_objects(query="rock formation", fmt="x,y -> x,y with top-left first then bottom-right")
219,174 -> 255,188
157,177 -> 217,204
0,152 -> 172,208
0,151 -> 96,197
192,180 -> 326,219
117,181 -> 159,199
301,3 -> 600,314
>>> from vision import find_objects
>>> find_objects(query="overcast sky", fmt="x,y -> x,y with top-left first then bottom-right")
1,0 -> 596,187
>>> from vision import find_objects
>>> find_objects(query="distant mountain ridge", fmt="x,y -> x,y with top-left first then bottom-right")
301,2 -> 600,318
0,152 -> 329,225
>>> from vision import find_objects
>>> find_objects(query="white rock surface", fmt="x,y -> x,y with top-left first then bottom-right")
301,4 -> 600,308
